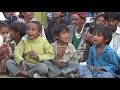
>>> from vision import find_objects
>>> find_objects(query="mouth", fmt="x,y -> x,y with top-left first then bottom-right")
28,35 -> 33,38
64,38 -> 69,41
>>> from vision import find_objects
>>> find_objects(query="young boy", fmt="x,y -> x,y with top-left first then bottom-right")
6,21 -> 55,77
0,20 -> 12,74
8,21 -> 26,53
77,25 -> 119,78
43,24 -> 79,78
47,12 -> 68,43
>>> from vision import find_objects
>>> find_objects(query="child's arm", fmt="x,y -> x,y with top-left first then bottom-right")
89,65 -> 94,72
37,40 -> 55,61
101,51 -> 119,73
14,40 -> 25,65
95,67 -> 105,72
87,48 -> 94,66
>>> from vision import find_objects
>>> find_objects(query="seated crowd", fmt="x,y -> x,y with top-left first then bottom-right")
0,12 -> 120,78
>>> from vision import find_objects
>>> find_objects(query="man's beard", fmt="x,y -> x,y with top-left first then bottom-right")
73,24 -> 78,30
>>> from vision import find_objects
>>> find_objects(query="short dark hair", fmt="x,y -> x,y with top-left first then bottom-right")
29,21 -> 42,32
10,21 -> 26,38
105,12 -> 120,20
0,20 -> 9,30
52,23 -> 69,38
93,25 -> 112,45
18,12 -> 25,18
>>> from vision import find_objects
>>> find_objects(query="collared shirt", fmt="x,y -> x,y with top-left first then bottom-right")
51,41 -> 76,63
87,45 -> 119,74
74,24 -> 85,39
109,26 -> 120,59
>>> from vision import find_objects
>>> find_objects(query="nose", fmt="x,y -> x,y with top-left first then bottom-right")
4,33 -> 8,38
94,35 -> 98,39
66,32 -> 69,36
72,20 -> 76,24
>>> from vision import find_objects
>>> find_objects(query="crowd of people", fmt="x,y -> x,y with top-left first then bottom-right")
0,12 -> 120,78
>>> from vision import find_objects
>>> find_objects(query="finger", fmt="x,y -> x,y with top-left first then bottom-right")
22,64 -> 27,70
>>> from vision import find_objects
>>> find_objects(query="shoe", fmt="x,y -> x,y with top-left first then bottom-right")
9,72 -> 13,77
67,73 -> 74,78
33,73 -> 41,78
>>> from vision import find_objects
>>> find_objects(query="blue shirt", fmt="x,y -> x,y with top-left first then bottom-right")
87,45 -> 119,74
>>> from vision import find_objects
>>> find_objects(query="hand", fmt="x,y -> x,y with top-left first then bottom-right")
20,60 -> 27,70
54,61 -> 68,68
95,67 -> 105,72
29,50 -> 39,60
89,65 -> 94,72
84,33 -> 93,43
0,65 -> 3,73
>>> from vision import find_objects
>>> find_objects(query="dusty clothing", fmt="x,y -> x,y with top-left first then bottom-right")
52,41 -> 77,63
68,25 -> 90,61
44,41 -> 79,78
0,43 -> 12,73
5,59 -> 48,77
14,36 -> 55,65
77,65 -> 115,78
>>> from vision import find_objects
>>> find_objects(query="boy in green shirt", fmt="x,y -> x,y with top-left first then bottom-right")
6,21 -> 55,78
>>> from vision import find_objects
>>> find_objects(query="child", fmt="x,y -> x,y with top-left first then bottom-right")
5,21 -> 55,77
7,21 -> 26,53
47,12 -> 68,43
0,20 -> 12,74
77,25 -> 119,78
44,24 -> 79,78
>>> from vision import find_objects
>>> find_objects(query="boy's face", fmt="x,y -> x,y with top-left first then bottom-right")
93,33 -> 106,46
54,12 -> 63,18
56,30 -> 69,43
10,29 -> 19,41
0,27 -> 9,42
107,18 -> 118,31
27,23 -> 40,40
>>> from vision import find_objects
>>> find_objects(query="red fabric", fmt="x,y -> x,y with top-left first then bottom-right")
0,43 -> 12,73
73,12 -> 87,18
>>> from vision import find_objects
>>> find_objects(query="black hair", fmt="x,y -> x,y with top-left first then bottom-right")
54,12 -> 66,17
52,23 -> 69,38
105,12 -> 120,20
18,12 -> 25,18
29,21 -> 42,32
10,21 -> 26,38
0,20 -> 9,29
93,25 -> 112,45
62,12 -> 66,16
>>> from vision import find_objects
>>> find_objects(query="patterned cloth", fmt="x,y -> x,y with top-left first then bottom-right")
0,43 -> 12,73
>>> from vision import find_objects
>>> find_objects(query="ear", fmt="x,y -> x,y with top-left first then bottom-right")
15,32 -> 20,37
38,30 -> 42,35
55,35 -> 59,40
105,39 -> 108,43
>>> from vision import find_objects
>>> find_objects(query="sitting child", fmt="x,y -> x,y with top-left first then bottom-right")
77,25 -> 119,78
43,24 -> 79,78
0,20 -> 12,74
5,21 -> 55,77
9,21 -> 27,54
